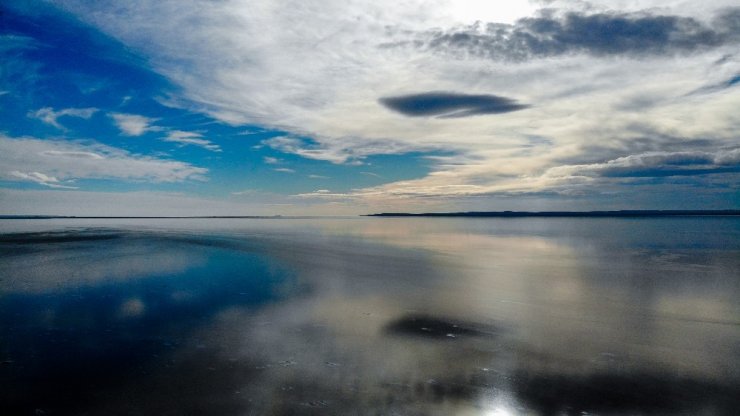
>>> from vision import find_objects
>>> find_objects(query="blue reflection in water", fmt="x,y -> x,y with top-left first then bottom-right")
0,231 -> 296,414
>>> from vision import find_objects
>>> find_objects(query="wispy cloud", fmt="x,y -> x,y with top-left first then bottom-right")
545,149 -> 740,179
162,130 -> 221,152
0,134 -> 207,187
361,172 -> 382,178
263,156 -> 281,164
29,107 -> 97,129
273,167 -> 295,173
10,171 -> 78,189
230,189 -> 258,196
263,136 -> 352,164
110,112 -> 157,136
294,189 -> 356,199
41,150 -> 104,159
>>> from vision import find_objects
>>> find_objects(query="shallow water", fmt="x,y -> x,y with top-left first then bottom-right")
1,217 -> 739,415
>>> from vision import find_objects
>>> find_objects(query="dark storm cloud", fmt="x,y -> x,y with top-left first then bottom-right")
379,92 -> 529,118
411,8 -> 740,61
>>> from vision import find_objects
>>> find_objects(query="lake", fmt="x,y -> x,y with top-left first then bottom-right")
1,217 -> 739,415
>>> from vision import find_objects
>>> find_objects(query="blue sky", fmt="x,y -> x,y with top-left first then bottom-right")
1,0 -> 739,215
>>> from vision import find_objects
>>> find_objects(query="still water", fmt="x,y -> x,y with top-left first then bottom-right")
1,217 -> 739,415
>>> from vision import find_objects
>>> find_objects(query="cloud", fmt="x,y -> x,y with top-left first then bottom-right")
0,134 -> 207,187
162,130 -> 221,152
29,107 -> 98,129
263,135 -> 426,165
418,8 -> 740,61
379,92 -> 529,118
545,149 -> 740,179
361,172 -> 382,178
230,189 -> 258,196
110,112 -> 157,136
263,136 -> 352,164
9,171 -> 78,189
291,147 -> 740,204
41,150 -> 105,159
309,174 -> 329,179
273,167 -> 295,173
263,156 -> 281,164
294,189 -> 355,199
53,1 -> 740,206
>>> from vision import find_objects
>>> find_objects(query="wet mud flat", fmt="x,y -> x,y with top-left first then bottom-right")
1,219 -> 739,415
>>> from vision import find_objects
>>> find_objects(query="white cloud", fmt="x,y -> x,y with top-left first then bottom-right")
29,107 -> 97,129
263,156 -> 281,164
273,167 -> 295,173
162,130 -> 221,152
230,189 -> 258,196
57,1 -> 740,201
110,112 -> 157,136
9,171 -> 78,189
445,0 -> 537,24
0,134 -> 207,187
41,150 -> 105,159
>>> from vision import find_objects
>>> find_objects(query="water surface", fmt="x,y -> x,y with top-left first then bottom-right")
1,218 -> 739,415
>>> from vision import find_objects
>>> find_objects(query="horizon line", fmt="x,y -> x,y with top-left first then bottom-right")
2,209 -> 740,220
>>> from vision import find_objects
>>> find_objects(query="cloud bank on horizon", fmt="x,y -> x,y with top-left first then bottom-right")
1,0 -> 739,214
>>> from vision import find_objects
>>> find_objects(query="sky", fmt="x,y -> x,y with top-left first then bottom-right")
1,0 -> 739,215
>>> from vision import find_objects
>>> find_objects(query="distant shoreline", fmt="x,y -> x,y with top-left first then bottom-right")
366,210 -> 740,218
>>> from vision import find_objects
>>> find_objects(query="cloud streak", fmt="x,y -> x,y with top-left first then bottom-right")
9,171 -> 78,189
545,149 -> 740,179
0,134 -> 207,187
162,130 -> 221,152
29,107 -> 98,129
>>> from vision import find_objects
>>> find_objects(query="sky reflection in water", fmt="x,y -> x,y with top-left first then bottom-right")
1,218 -> 739,415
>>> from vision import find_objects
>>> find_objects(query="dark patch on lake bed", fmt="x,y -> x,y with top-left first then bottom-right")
385,314 -> 497,340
